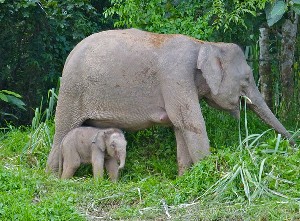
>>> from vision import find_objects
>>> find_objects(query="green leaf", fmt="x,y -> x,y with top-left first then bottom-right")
6,95 -> 26,110
292,5 -> 300,15
0,0 -> 5,3
258,158 -> 267,183
1,90 -> 22,98
0,111 -> 18,119
265,0 -> 287,26
0,93 -> 8,102
292,0 -> 300,4
274,133 -> 281,154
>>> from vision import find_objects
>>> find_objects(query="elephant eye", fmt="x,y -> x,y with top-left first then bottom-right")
245,67 -> 251,81
241,70 -> 250,87
111,142 -> 116,148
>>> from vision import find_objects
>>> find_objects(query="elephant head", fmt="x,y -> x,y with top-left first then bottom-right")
197,43 -> 294,144
103,129 -> 127,169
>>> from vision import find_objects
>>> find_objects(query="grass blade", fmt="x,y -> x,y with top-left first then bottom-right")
274,134 -> 281,154
240,165 -> 251,203
248,129 -> 272,148
258,158 -> 267,183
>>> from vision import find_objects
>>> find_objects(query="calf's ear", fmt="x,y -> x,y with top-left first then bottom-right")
97,132 -> 108,152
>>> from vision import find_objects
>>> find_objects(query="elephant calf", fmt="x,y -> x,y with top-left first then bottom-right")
59,127 -> 127,181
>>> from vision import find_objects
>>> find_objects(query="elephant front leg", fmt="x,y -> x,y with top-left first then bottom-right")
170,108 -> 210,174
174,128 -> 193,175
105,157 -> 119,182
92,152 -> 105,179
179,103 -> 210,164
181,127 -> 210,163
161,75 -> 211,173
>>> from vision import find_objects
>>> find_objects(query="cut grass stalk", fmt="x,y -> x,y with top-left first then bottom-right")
201,107 -> 300,204
274,133 -> 281,154
239,96 -> 252,147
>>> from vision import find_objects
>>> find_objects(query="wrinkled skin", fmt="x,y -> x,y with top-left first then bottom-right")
59,127 -> 127,181
48,28 -> 293,176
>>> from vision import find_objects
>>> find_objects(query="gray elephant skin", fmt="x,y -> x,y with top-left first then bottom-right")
59,127 -> 127,181
47,28 -> 293,175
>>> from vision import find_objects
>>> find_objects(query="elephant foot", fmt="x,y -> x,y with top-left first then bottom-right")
177,159 -> 193,176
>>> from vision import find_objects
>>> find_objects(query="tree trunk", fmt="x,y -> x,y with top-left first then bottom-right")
259,27 -> 273,110
280,14 -> 298,108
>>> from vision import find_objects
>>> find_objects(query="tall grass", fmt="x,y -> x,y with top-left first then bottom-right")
197,97 -> 300,204
21,88 -> 57,166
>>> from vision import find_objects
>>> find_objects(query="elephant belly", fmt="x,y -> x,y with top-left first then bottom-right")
85,118 -> 155,131
84,117 -> 168,131
83,106 -> 171,131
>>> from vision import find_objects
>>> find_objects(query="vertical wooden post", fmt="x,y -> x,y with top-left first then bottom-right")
259,26 -> 273,110
280,13 -> 298,108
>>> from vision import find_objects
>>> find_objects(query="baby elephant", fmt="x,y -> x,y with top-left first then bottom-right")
59,127 -> 127,181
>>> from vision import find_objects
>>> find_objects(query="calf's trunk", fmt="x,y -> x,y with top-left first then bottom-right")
118,152 -> 126,169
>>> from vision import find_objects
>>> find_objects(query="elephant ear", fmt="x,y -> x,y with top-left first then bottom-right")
197,44 -> 224,96
100,131 -> 109,152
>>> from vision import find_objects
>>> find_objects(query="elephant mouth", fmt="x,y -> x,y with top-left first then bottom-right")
229,96 -> 252,119
230,108 -> 240,119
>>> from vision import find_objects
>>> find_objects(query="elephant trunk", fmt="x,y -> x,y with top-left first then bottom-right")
247,87 -> 295,145
118,151 -> 126,170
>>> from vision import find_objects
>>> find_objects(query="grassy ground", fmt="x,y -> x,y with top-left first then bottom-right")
0,105 -> 299,220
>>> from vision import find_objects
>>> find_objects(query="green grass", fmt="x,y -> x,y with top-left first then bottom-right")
0,104 -> 299,220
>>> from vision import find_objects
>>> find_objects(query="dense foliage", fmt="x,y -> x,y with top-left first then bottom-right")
0,90 -> 25,120
105,0 -> 269,42
0,0 -> 112,125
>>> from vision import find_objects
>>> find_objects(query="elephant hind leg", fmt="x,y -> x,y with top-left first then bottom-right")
175,128 -> 193,175
46,146 -> 61,174
61,165 -> 79,179
61,157 -> 81,179
46,111 -> 86,173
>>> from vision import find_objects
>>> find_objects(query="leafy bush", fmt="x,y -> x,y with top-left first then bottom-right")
105,0 -> 270,40
0,90 -> 25,122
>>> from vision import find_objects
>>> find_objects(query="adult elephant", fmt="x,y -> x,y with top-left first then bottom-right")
47,28 -> 293,175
